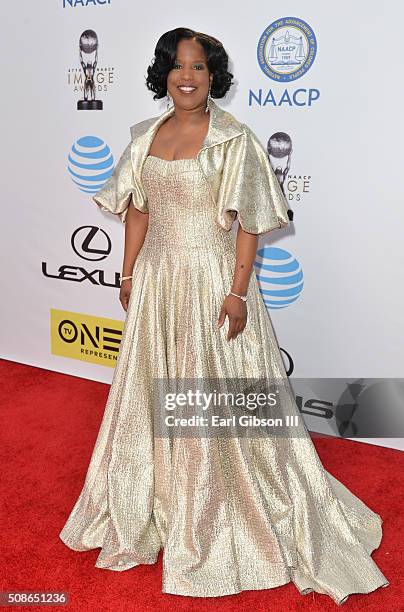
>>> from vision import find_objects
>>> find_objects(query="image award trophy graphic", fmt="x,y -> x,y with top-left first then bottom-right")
267,132 -> 294,221
77,30 -> 103,110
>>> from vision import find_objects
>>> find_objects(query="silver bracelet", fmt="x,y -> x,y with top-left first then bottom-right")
119,275 -> 132,282
229,291 -> 247,302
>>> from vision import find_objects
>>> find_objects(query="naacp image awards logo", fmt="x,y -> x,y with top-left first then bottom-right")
257,17 -> 317,82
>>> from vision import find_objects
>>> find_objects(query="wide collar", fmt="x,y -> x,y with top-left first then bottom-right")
130,97 -> 244,149
129,98 -> 244,199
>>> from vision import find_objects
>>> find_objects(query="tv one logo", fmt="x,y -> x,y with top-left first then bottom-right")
50,309 -> 124,367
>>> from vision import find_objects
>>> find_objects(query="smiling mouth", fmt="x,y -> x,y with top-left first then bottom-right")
178,86 -> 197,93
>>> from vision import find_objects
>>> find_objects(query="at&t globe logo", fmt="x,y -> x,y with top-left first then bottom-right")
257,17 -> 317,82
254,246 -> 303,309
68,136 -> 114,194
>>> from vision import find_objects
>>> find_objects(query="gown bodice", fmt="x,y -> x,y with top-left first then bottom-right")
141,155 -> 236,255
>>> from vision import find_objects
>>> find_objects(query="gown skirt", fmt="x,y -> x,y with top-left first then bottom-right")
59,155 -> 389,604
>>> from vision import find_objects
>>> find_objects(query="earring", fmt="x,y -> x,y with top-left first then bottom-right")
166,92 -> 172,110
205,84 -> 212,113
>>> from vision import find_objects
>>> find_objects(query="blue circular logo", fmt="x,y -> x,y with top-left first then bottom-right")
257,17 -> 317,82
254,246 -> 303,309
68,136 -> 114,194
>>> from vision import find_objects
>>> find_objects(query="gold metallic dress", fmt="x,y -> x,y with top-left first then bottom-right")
59,155 -> 389,604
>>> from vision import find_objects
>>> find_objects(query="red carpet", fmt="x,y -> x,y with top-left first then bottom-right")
0,359 -> 402,611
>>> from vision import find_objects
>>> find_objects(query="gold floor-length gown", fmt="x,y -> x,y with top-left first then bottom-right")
59,154 -> 389,604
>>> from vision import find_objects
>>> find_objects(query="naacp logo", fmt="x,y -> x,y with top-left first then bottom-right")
257,17 -> 317,82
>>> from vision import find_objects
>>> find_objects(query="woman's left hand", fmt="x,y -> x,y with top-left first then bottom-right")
217,294 -> 247,341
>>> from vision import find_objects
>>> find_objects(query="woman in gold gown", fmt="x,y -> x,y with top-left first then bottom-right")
59,28 -> 389,605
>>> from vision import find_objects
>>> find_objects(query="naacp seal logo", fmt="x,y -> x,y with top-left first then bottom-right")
257,17 -> 317,82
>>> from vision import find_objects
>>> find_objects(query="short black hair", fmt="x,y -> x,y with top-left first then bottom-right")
145,27 -> 234,100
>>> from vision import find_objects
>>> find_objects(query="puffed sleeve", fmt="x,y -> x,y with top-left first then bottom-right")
92,140 -> 148,223
217,123 -> 290,234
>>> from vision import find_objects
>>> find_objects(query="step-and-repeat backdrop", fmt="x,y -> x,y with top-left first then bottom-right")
2,1 -> 403,449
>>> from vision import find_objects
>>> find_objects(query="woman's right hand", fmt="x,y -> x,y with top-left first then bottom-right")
119,279 -> 132,311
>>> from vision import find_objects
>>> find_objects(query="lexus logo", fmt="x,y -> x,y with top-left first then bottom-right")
71,226 -> 111,261
42,225 -> 120,287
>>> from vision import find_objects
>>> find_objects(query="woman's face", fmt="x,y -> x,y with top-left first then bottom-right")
167,38 -> 213,110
